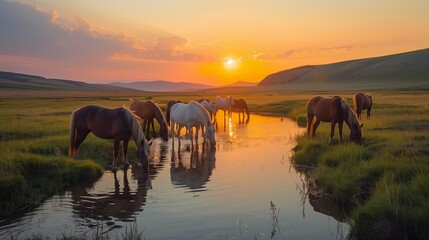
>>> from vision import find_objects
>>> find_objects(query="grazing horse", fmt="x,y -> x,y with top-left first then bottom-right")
129,99 -> 168,141
231,98 -> 250,124
69,105 -> 151,170
169,101 -> 216,148
307,96 -> 363,144
213,96 -> 234,129
353,93 -> 373,120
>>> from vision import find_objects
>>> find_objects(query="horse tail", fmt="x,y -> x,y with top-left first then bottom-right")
166,104 -> 171,126
69,110 -> 77,157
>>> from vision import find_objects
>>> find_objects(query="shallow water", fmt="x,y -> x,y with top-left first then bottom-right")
0,114 -> 349,239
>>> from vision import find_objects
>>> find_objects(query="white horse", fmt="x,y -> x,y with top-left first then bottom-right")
200,99 -> 215,120
170,101 -> 216,149
213,96 -> 234,129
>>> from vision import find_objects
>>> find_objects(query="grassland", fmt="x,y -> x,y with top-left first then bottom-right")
1,90 -> 428,240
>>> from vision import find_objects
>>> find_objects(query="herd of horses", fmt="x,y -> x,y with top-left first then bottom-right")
69,96 -> 250,170
68,92 -> 372,170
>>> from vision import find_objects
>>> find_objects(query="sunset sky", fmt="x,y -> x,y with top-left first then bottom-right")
1,0 -> 428,86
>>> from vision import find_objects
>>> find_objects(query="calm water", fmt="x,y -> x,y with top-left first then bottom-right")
0,115 -> 349,239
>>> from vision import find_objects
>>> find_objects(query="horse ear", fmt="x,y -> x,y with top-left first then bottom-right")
148,138 -> 154,146
360,123 -> 364,129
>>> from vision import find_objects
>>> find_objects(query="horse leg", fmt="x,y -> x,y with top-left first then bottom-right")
307,114 -> 314,137
151,119 -> 156,138
112,139 -> 120,171
330,122 -> 336,144
74,129 -> 90,159
143,119 -> 149,139
123,139 -> 129,168
367,107 -> 372,120
338,121 -> 343,143
312,119 -> 321,138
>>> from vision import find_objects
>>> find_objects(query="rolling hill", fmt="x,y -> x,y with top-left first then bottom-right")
258,48 -> 429,90
0,71 -> 130,91
110,81 -> 213,92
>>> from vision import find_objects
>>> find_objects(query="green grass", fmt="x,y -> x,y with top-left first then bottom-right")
291,92 -> 429,240
1,90 -> 428,240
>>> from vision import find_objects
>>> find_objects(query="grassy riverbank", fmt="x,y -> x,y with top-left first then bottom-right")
291,92 -> 429,239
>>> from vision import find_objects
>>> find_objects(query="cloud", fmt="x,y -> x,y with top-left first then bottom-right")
317,45 -> 359,51
0,1 -> 208,62
257,50 -> 296,60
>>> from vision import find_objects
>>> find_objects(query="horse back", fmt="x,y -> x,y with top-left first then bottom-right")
353,93 -> 372,109
307,96 -> 342,122
74,105 -> 131,139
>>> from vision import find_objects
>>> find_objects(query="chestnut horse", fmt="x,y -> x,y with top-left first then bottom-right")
129,99 -> 168,141
307,96 -> 363,144
353,93 -> 373,120
69,105 -> 151,170
231,98 -> 250,124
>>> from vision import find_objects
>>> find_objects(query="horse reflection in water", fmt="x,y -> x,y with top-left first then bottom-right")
170,144 -> 216,191
69,141 -> 168,223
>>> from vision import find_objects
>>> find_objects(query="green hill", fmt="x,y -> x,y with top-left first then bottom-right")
258,48 -> 429,90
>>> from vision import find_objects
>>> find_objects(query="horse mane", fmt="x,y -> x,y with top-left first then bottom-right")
150,101 -> 168,127
340,98 -> 359,127
124,108 -> 146,147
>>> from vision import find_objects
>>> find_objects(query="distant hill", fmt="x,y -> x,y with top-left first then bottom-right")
110,80 -> 213,92
0,71 -> 131,91
258,48 -> 429,90
223,81 -> 258,87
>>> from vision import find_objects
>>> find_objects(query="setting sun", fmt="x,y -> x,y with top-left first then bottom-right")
224,58 -> 237,69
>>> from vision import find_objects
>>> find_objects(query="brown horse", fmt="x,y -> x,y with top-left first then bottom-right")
307,96 -> 363,144
231,98 -> 250,124
69,105 -> 151,170
129,99 -> 168,141
353,93 -> 373,120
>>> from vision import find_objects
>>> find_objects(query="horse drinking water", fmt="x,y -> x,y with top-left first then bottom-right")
169,101 -> 216,149
307,96 -> 363,144
129,99 -> 169,141
69,105 -> 152,170
353,93 -> 373,120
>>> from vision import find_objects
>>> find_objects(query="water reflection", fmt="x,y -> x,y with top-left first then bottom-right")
70,166 -> 150,222
170,144 -> 216,191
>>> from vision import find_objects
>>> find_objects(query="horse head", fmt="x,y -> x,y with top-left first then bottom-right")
159,124 -> 169,141
350,123 -> 363,144
137,139 -> 152,168
205,123 -> 216,147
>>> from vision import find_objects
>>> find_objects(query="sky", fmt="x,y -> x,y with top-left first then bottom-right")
0,0 -> 428,86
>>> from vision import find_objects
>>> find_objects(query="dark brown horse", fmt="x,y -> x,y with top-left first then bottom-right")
307,96 -> 363,144
129,99 -> 168,141
353,93 -> 373,120
231,98 -> 250,124
69,105 -> 151,170
166,100 -> 183,126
